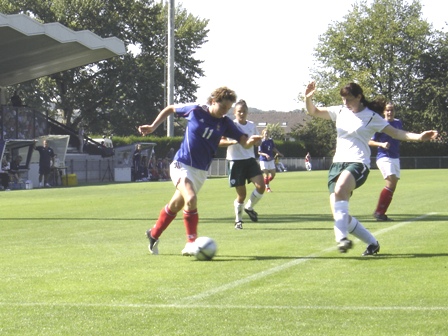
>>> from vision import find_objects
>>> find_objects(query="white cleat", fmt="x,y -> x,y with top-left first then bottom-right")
181,242 -> 199,256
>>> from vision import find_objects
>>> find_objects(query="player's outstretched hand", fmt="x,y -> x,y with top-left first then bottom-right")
305,81 -> 316,98
138,125 -> 154,136
420,130 -> 438,141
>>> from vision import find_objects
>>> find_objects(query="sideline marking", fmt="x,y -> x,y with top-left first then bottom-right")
179,213 -> 437,303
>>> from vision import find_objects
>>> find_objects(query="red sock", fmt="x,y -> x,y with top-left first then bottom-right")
375,187 -> 394,215
183,209 -> 198,242
269,176 -> 274,182
151,205 -> 177,238
264,177 -> 269,185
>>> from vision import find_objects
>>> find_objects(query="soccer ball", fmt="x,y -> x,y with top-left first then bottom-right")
194,237 -> 217,261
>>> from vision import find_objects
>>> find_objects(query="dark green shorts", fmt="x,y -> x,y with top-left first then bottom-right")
228,158 -> 262,187
328,162 -> 370,194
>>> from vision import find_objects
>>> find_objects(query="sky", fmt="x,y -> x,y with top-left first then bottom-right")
178,0 -> 447,111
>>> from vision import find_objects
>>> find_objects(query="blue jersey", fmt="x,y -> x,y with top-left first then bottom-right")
372,118 -> 402,159
258,138 -> 276,162
173,104 -> 246,171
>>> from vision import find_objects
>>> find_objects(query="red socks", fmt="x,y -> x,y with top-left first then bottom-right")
151,205 -> 176,238
183,209 -> 198,242
150,205 -> 199,243
375,187 -> 394,215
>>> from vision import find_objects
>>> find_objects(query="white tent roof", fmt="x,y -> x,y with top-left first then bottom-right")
0,13 -> 126,86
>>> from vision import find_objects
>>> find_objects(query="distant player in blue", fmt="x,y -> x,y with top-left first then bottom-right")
369,102 -> 402,221
258,129 -> 283,192
139,87 -> 262,256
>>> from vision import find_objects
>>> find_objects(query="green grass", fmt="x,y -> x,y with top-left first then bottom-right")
1,169 -> 447,335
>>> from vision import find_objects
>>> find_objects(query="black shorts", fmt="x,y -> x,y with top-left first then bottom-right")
328,162 -> 370,194
39,165 -> 51,175
227,158 -> 262,187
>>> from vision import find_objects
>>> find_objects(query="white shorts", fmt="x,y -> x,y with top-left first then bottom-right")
170,161 -> 207,193
376,157 -> 400,179
260,160 -> 276,171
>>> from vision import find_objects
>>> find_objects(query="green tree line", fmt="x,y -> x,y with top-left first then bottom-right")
1,0 -> 446,157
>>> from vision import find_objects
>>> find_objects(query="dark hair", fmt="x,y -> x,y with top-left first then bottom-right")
234,99 -> 248,111
340,82 -> 385,114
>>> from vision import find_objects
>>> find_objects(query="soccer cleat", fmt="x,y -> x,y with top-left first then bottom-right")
337,238 -> 353,253
181,242 -> 199,256
234,221 -> 243,230
244,208 -> 258,222
266,187 -> 272,193
45,183 -> 51,188
373,213 -> 393,222
145,229 -> 159,255
362,242 -> 380,256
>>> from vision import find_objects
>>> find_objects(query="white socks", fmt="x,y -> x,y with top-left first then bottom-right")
333,200 -> 349,242
234,200 -> 243,222
245,189 -> 263,210
348,216 -> 377,245
333,199 -> 377,245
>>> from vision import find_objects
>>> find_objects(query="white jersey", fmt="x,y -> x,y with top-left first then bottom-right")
226,120 -> 258,160
327,105 -> 388,167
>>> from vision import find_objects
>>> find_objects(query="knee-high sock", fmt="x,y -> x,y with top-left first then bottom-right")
333,200 -> 349,242
348,216 -> 377,245
375,187 -> 394,215
245,189 -> 263,210
183,209 -> 198,242
151,204 -> 176,238
234,200 -> 243,222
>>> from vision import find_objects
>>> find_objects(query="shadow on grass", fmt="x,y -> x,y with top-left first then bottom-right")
202,253 -> 448,262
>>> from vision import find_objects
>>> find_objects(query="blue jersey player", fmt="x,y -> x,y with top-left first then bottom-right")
139,87 -> 262,256
369,103 -> 402,221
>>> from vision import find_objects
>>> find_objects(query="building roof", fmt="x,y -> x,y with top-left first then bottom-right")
0,13 -> 126,87
229,110 -> 310,134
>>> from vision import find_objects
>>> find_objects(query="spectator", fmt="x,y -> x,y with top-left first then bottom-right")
0,156 -> 11,190
133,144 -> 143,181
275,153 -> 287,172
34,140 -> 55,187
305,152 -> 312,171
9,155 -> 22,183
11,90 -> 23,107
165,147 -> 175,163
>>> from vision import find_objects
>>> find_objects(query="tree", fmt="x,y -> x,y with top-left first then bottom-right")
290,118 -> 336,157
0,0 -> 209,136
306,0 -> 446,154
313,0 -> 431,104
409,30 -> 448,141
265,123 -> 285,140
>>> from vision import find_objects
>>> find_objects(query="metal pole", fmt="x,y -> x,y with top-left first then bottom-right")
166,0 -> 175,137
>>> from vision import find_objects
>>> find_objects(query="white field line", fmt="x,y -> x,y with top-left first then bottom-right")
0,302 -> 447,311
178,212 -> 438,303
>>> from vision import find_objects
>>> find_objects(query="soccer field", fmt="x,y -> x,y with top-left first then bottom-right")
1,169 -> 447,335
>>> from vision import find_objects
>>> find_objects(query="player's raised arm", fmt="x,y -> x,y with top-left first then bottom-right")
138,106 -> 176,136
304,81 -> 331,120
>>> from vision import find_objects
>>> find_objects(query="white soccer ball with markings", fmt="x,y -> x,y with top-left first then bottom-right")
194,237 -> 217,261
